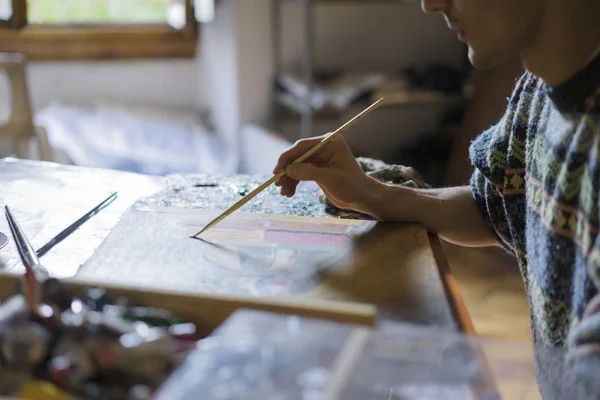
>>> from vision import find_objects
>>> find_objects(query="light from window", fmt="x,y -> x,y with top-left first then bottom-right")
27,0 -> 185,26
0,0 -> 12,20
166,1 -> 186,30
195,0 -> 215,23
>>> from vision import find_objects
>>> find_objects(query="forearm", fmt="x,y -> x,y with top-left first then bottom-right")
360,178 -> 499,247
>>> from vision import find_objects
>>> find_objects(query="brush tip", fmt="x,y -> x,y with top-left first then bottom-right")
190,228 -> 206,238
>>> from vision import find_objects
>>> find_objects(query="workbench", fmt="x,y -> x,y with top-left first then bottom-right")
0,157 -> 543,399
0,157 -> 471,331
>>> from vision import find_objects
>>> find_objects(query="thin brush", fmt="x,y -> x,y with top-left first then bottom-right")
36,192 -> 118,258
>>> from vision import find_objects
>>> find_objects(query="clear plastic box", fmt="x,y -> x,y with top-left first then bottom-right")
154,310 -> 573,400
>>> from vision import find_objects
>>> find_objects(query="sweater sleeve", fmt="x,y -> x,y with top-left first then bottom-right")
469,126 -> 516,252
468,71 -> 535,254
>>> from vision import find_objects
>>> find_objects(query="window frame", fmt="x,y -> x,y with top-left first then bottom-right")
0,0 -> 198,60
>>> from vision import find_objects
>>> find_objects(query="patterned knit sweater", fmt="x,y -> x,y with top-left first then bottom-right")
469,53 -> 600,400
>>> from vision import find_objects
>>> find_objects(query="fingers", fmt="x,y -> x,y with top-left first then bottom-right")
570,296 -> 600,350
570,313 -> 600,347
567,350 -> 600,399
567,297 -> 600,397
286,163 -> 329,183
272,135 -> 330,175
275,164 -> 335,198
274,173 -> 299,197
570,294 -> 600,348
272,133 -> 345,199
568,343 -> 600,361
584,294 -> 600,318
278,176 -> 299,198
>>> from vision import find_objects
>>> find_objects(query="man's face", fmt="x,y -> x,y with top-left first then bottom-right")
421,0 -> 543,69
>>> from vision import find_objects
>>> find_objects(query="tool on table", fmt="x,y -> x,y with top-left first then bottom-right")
36,192 -> 118,258
5,206 -> 48,279
191,97 -> 385,238
4,205 -> 49,318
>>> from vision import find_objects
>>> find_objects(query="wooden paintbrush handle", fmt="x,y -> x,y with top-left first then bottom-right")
291,97 -> 384,166
199,173 -> 283,233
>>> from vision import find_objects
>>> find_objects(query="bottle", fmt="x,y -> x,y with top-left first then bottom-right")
2,321 -> 50,369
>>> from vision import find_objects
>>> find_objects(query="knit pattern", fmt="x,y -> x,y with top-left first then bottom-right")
469,69 -> 600,399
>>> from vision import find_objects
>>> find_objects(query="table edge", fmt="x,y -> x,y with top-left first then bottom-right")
428,234 -> 502,399
427,234 -> 476,335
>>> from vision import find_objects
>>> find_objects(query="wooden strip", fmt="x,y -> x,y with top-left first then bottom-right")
428,234 -> 502,400
1,24 -> 197,39
186,0 -> 198,34
138,205 -> 370,235
263,230 -> 351,247
0,8 -> 198,60
0,272 -> 377,338
323,328 -> 371,400
428,234 -> 475,334
9,0 -> 27,29
0,39 -> 196,60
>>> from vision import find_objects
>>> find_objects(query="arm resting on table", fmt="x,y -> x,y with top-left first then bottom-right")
360,180 -> 499,248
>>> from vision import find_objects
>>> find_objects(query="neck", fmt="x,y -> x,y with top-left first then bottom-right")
521,0 -> 600,87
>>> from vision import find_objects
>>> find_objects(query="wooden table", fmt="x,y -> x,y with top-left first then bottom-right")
0,157 -> 472,333
0,157 -> 510,399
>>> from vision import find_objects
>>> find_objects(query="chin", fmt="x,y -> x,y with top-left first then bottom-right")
467,46 -> 510,70
468,48 -> 495,70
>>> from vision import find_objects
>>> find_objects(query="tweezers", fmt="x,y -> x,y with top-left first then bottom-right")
4,205 -> 49,279
5,206 -> 52,323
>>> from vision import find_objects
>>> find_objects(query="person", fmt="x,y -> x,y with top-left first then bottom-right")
272,0 -> 600,399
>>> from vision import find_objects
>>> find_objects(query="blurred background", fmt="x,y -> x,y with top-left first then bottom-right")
0,0 -> 523,185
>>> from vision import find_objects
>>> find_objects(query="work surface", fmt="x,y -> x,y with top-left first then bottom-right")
0,158 -> 458,329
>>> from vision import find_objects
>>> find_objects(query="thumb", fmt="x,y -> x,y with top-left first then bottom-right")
286,163 -> 333,183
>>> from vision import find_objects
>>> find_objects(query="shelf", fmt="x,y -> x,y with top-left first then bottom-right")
374,91 -> 466,107
276,91 -> 466,119
271,0 -> 456,139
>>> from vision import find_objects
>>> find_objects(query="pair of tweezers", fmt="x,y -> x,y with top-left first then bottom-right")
5,205 -> 48,282
5,206 -> 52,323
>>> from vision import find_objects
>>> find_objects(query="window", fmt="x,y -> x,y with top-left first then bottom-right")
0,0 -> 208,60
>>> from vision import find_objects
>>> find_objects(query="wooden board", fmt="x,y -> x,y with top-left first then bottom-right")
0,272 -> 375,343
78,204 -> 457,328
